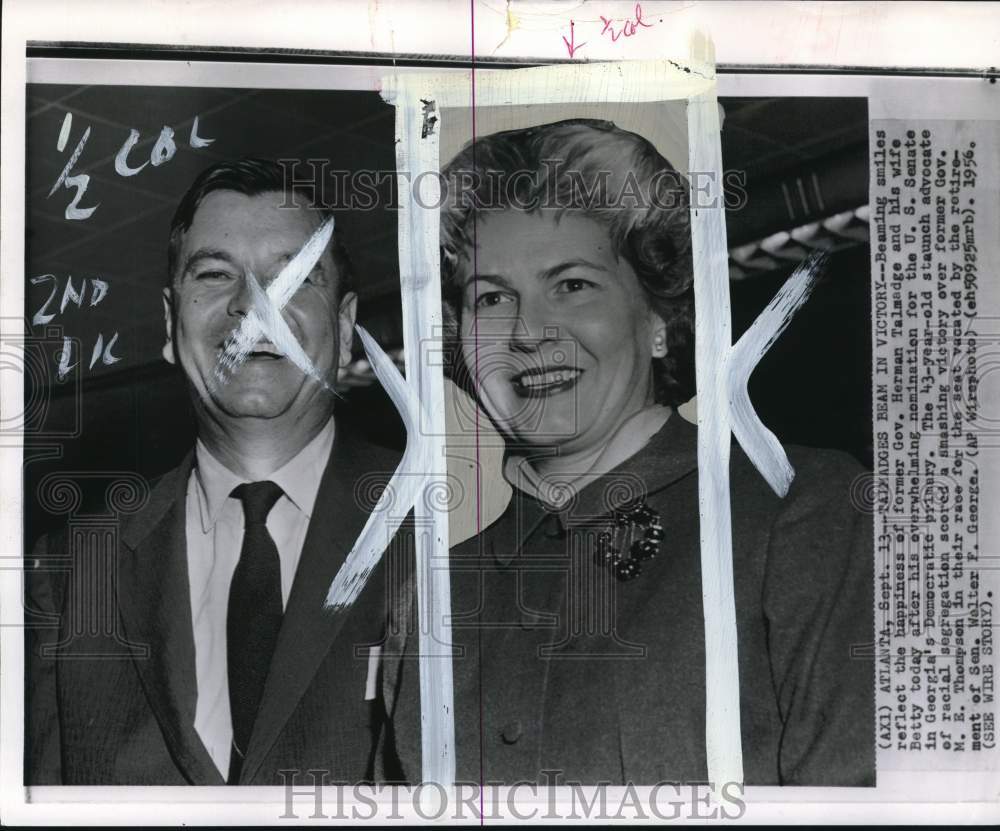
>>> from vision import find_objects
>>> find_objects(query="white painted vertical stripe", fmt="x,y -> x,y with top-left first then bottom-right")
381,81 -> 456,786
688,87 -> 745,787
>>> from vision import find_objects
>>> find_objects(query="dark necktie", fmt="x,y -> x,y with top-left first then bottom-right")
227,480 -> 284,785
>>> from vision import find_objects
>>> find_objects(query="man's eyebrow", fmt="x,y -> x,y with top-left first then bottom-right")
181,248 -> 237,276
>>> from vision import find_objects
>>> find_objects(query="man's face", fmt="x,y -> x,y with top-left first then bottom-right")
164,190 -> 356,426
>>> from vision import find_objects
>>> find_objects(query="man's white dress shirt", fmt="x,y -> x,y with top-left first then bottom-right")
184,419 -> 335,778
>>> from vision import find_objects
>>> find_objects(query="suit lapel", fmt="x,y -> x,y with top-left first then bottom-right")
117,455 -> 225,785
240,431 -> 394,783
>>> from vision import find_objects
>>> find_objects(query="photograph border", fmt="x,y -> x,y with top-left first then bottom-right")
3,0 -> 999,823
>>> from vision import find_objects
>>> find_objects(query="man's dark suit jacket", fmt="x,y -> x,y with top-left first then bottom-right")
25,427 -> 403,785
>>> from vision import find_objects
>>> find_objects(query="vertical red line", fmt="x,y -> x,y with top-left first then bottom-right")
469,0 -> 485,822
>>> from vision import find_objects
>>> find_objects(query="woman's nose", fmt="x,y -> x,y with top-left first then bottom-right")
509,302 -> 556,352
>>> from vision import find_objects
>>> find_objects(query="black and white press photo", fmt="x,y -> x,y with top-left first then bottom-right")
22,74 -> 409,785
3,1 -> 999,825
17,53 -> 878,797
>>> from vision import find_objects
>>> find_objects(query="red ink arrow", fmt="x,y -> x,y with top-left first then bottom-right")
562,20 -> 586,58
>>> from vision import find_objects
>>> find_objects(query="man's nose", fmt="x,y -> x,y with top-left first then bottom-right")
226,273 -> 253,318
227,269 -> 279,319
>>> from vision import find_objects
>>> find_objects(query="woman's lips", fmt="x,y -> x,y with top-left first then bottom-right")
511,366 -> 583,398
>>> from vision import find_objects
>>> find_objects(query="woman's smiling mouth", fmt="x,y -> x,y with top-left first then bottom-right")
511,366 -> 583,398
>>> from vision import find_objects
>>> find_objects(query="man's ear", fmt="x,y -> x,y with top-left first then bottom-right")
338,290 -> 359,370
162,287 -> 176,365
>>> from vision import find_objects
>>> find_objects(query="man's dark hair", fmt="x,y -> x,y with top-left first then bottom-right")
166,157 -> 354,295
440,119 -> 695,407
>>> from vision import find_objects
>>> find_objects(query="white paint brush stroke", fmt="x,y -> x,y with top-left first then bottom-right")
380,85 -> 455,786
243,266 -> 329,388
214,215 -> 335,387
688,85 -> 744,788
728,251 -> 827,497
324,324 -> 430,611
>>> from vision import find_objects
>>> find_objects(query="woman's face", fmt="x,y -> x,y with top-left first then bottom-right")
458,209 -> 665,458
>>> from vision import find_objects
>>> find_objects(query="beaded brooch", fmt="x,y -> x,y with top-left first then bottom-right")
596,499 -> 664,581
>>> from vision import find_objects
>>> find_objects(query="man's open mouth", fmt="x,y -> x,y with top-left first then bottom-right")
247,347 -> 284,359
217,343 -> 285,361
511,366 -> 583,398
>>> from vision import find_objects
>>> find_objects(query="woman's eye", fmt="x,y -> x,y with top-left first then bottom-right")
474,291 -> 514,309
556,277 -> 595,294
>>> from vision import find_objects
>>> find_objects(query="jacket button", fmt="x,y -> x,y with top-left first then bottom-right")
501,720 -> 523,744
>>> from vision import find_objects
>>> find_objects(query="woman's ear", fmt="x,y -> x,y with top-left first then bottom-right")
650,313 -> 668,358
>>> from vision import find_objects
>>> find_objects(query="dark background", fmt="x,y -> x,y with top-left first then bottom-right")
23,84 -> 405,544
722,97 -> 872,474
23,85 -> 870,545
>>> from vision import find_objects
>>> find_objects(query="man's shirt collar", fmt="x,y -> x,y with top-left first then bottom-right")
193,417 -> 336,532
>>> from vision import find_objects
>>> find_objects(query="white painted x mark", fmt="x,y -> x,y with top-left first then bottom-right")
213,216 -> 336,389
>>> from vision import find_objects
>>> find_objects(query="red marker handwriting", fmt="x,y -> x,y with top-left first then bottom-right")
561,19 -> 586,58
600,3 -> 655,42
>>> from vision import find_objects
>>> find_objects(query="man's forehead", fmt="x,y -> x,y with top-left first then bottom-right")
182,189 -> 325,255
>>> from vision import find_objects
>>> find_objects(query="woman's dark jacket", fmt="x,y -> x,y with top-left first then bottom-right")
382,414 -> 875,786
